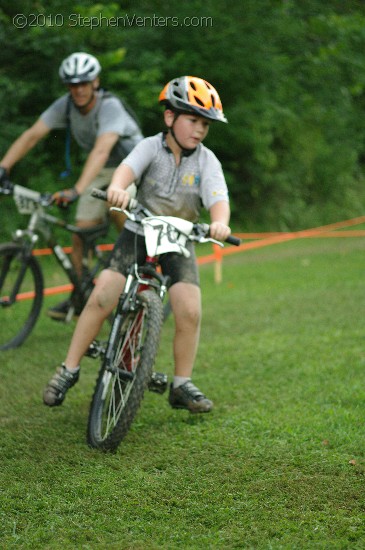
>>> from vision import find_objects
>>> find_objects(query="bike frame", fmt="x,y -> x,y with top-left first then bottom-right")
102,252 -> 170,374
8,186 -> 110,307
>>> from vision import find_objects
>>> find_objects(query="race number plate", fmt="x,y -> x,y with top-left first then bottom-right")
13,185 -> 41,214
142,216 -> 193,258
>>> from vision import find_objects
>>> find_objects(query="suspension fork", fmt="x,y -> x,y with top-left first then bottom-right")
103,271 -> 136,370
50,237 -> 81,291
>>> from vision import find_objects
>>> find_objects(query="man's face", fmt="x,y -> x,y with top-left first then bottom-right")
68,79 -> 98,111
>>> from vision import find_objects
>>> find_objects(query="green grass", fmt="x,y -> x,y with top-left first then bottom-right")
1,236 -> 365,549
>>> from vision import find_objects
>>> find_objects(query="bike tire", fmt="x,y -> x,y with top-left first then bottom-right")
87,289 -> 163,452
0,243 -> 44,351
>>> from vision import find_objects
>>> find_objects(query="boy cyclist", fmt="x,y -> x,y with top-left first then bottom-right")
43,76 -> 232,413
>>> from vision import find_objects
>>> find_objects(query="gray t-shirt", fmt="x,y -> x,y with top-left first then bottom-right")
122,132 -> 229,233
40,91 -> 143,167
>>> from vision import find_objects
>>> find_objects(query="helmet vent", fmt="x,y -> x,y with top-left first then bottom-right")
194,96 -> 205,107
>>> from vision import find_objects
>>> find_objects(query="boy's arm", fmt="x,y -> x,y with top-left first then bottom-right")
209,200 -> 231,241
107,162 -> 137,209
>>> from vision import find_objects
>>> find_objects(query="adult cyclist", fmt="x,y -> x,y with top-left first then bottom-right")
0,52 -> 143,320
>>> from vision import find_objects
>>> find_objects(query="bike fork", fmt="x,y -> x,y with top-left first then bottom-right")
0,250 -> 32,305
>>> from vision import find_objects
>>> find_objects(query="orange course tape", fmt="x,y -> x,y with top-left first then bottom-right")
12,214 -> 365,299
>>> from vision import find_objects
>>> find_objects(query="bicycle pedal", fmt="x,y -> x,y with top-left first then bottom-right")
85,340 -> 106,359
148,372 -> 168,394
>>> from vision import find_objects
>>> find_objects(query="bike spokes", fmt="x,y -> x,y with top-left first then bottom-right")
98,308 -> 146,440
0,244 -> 43,350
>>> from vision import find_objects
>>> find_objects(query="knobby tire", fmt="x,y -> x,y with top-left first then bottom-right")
0,243 -> 44,351
87,289 -> 163,452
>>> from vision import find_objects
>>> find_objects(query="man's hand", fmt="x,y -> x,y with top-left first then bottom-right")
0,166 -> 8,184
0,166 -> 13,194
53,187 -> 79,209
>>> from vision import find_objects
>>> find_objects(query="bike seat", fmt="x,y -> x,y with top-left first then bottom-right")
73,221 -> 110,243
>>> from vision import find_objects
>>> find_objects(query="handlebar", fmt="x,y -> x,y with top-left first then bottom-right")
222,234 -> 240,246
91,188 -> 138,210
0,180 -> 55,207
91,188 -> 241,246
0,179 -> 14,196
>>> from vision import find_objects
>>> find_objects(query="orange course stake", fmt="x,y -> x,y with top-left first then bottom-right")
213,243 -> 223,284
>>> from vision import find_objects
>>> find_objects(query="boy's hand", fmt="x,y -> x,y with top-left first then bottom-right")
107,187 -> 131,210
209,221 -> 231,242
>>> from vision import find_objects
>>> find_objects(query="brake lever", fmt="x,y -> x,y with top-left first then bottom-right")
39,193 -> 55,207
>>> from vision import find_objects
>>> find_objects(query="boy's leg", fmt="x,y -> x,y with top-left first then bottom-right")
64,268 -> 125,368
169,282 -> 201,378
168,282 -> 213,413
43,268 -> 125,406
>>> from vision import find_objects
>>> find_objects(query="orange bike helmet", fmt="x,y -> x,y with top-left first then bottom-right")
159,76 -> 227,123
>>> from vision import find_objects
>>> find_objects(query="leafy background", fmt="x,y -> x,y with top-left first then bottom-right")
1,0 -> 365,230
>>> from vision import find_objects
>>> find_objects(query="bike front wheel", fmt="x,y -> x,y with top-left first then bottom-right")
0,243 -> 44,351
87,289 -> 164,452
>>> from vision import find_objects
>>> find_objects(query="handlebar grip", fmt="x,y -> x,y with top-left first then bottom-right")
91,188 -> 108,201
225,235 -> 241,246
91,187 -> 138,210
0,179 -> 14,195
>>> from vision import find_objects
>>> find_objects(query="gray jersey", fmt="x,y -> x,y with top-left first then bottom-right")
123,132 -> 229,233
40,91 -> 143,167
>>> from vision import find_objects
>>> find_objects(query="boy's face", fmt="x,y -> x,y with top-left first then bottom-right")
165,111 -> 211,150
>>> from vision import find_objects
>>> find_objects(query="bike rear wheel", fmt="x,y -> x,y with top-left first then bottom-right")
0,243 -> 44,351
87,289 -> 163,451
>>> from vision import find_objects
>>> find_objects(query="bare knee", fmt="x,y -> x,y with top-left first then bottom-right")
85,270 -> 124,315
178,303 -> 201,326
170,283 -> 201,329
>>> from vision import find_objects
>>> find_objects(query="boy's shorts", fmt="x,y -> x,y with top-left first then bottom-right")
75,167 -> 137,222
108,228 -> 200,288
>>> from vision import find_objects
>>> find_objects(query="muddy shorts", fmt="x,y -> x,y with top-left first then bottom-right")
108,228 -> 200,287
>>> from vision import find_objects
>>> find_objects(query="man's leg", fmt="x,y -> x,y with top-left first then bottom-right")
47,169 -> 112,320
71,217 -> 104,278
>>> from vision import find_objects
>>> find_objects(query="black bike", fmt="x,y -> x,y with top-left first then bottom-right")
86,189 -> 240,451
0,182 -> 112,351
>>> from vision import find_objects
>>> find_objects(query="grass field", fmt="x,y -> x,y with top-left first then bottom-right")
1,235 -> 365,549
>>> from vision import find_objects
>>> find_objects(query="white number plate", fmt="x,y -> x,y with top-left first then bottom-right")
142,216 -> 193,258
13,185 -> 41,214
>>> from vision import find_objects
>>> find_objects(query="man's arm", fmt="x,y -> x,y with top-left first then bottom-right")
73,132 -> 120,195
0,119 -> 50,172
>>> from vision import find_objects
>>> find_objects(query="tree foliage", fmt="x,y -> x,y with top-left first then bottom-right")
1,0 -> 365,229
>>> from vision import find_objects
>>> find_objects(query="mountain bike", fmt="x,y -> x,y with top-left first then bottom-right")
0,181 -> 113,351
86,188 -> 240,452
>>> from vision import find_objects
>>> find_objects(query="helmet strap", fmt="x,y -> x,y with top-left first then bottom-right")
169,112 -> 197,155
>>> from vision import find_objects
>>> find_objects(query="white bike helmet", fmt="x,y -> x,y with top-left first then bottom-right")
59,52 -> 101,84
